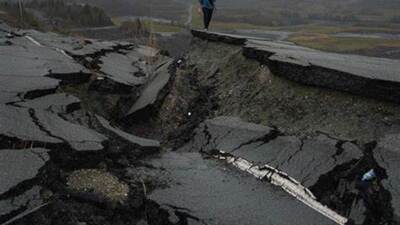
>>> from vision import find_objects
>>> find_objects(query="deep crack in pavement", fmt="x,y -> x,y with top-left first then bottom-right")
1,21 -> 400,225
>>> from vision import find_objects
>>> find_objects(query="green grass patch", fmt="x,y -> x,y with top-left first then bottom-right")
142,20 -> 183,33
274,23 -> 400,34
288,34 -> 400,52
113,17 -> 182,33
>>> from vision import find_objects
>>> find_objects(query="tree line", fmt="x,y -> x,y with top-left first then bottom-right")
26,0 -> 113,27
0,0 -> 113,29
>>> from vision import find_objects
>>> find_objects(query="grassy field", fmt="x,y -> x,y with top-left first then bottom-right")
190,7 -> 400,55
191,5 -> 400,34
288,34 -> 400,52
113,17 -> 183,33
142,20 -> 183,33
191,6 -> 269,30
281,24 -> 400,34
284,24 -> 400,53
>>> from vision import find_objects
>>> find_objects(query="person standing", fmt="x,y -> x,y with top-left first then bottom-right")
199,0 -> 215,31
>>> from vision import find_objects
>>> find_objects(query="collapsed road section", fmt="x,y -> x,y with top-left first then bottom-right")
191,30 -> 400,104
2,18 -> 400,225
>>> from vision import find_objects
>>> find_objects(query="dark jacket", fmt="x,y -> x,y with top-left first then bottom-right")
199,0 -> 215,8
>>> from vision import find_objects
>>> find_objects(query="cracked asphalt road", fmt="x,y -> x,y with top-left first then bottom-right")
1,20 -> 400,225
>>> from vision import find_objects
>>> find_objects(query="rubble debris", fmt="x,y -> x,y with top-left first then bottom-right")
67,169 -> 129,204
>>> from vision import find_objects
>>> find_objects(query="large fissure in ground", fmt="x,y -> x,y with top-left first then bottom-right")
2,20 -> 400,225
141,35 -> 400,225
309,142 -> 396,225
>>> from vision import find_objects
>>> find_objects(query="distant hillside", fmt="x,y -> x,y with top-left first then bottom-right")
77,0 -> 400,27
0,0 -> 113,29
71,0 -> 188,22
214,0 -> 400,26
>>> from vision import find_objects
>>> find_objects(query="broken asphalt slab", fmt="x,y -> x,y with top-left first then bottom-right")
126,60 -> 174,117
182,117 -> 367,223
0,76 -> 60,104
189,117 -> 362,187
191,29 -> 249,45
0,35 -> 89,79
23,30 -> 132,57
96,115 -> 160,149
0,148 -> 49,196
230,134 -> 362,187
34,109 -> 107,151
21,30 -> 170,92
188,116 -> 278,153
0,21 -> 170,224
0,29 -> 94,104
98,52 -> 147,86
92,45 -> 164,92
0,105 -> 61,145
0,105 -> 106,151
16,93 -> 81,114
191,30 -> 400,104
98,45 -> 161,87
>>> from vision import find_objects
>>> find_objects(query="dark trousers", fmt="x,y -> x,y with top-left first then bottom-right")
202,7 -> 214,29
